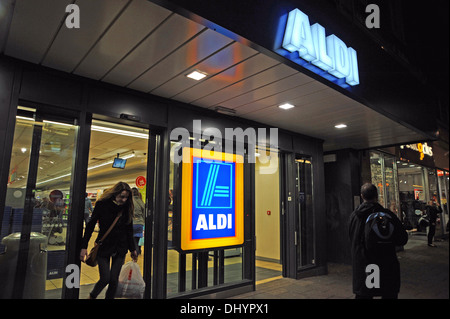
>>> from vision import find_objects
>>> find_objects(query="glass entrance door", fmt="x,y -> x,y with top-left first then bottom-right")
295,157 -> 315,269
79,119 -> 151,298
1,105 -> 78,298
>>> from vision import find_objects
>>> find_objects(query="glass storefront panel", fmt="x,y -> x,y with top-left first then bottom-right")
370,152 -> 385,205
1,106 -> 77,298
437,170 -> 449,233
384,156 -> 399,217
398,163 -> 425,230
167,141 -> 246,298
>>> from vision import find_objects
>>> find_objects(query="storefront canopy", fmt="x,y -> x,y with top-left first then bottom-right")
0,0 -> 431,151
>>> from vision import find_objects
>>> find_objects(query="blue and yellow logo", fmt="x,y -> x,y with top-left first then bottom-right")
181,148 -> 244,251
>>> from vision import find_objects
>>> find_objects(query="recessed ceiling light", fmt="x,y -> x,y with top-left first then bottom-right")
186,70 -> 208,81
279,103 -> 295,110
335,124 -> 347,129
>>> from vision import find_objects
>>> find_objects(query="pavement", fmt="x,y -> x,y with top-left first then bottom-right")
230,234 -> 449,299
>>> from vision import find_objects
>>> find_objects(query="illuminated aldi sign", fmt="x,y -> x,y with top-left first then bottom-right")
179,148 -> 244,251
281,8 -> 360,86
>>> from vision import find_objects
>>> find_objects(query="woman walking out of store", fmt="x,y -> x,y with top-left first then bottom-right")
80,182 -> 138,299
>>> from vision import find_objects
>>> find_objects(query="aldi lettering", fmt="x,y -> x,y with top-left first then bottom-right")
282,8 -> 360,86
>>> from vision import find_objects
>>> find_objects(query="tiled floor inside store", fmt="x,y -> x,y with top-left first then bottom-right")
44,243 -> 282,299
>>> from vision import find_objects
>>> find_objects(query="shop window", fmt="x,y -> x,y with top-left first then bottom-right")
370,152 -> 399,216
384,157 -> 399,216
370,152 -> 385,204
437,170 -> 449,233
167,140 -> 246,297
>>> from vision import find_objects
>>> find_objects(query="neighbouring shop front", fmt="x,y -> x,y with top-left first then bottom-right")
369,142 -> 449,238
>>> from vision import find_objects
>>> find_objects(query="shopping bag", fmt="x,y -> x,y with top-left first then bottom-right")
116,261 -> 145,299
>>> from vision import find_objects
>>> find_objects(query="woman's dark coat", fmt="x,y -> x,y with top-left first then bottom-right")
82,198 -> 135,258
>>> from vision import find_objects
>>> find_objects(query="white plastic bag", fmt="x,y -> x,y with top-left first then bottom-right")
116,261 -> 145,299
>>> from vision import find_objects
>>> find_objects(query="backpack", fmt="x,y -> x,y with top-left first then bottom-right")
364,211 -> 395,252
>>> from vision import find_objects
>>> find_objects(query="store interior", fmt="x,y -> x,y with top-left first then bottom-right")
2,110 -> 283,298
370,151 -> 448,238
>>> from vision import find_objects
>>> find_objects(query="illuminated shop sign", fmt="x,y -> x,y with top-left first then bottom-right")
400,142 -> 433,160
281,8 -> 360,86
397,142 -> 435,168
179,148 -> 244,251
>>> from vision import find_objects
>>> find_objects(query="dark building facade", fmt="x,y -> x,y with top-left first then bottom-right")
0,0 -> 447,298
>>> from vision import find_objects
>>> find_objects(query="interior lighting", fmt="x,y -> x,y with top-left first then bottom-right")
334,124 -> 347,129
16,116 -> 35,121
279,103 -> 295,110
36,153 -> 136,186
186,70 -> 208,81
43,120 -> 74,127
91,125 -> 148,139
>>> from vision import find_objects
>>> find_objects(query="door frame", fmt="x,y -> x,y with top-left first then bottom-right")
280,151 -> 317,279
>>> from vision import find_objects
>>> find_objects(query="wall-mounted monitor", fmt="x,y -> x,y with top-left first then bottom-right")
112,157 -> 127,169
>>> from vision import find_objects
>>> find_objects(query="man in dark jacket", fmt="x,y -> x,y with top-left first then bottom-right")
349,183 -> 408,299
425,200 -> 442,247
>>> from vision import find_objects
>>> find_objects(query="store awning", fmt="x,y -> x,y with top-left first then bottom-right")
0,0 -> 430,151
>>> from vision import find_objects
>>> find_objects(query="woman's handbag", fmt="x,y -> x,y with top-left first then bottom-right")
85,213 -> 122,267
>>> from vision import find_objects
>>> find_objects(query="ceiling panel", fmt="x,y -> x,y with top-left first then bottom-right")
204,64 -> 301,110
42,0 -> 130,72
184,53 -> 281,107
150,41 -> 257,98
127,28 -> 233,92
230,81 -> 330,117
221,71 -> 313,114
5,0 -> 71,63
102,13 -> 204,87
73,0 -> 172,80
1,0 -> 430,153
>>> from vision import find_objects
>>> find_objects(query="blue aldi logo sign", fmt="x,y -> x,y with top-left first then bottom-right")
193,158 -> 235,239
179,148 -> 244,252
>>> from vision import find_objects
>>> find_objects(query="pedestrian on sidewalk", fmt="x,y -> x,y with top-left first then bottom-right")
349,183 -> 408,299
425,200 -> 442,247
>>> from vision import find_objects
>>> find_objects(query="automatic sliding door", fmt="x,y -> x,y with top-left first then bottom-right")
79,119 -> 151,298
1,106 -> 77,299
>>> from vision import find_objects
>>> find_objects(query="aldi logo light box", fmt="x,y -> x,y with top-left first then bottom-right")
179,148 -> 244,252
